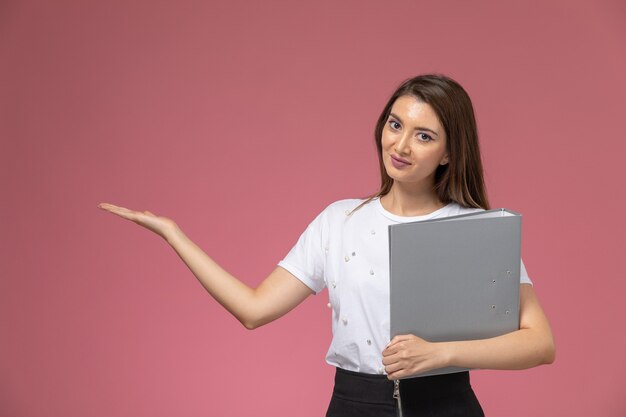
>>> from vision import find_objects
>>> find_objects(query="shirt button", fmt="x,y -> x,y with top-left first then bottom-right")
327,303 -> 332,308
332,282 -> 336,288
344,255 -> 350,262
342,318 -> 348,325
371,229 -> 376,235
351,251 -> 356,256
369,269 -> 375,276
366,339 -> 372,345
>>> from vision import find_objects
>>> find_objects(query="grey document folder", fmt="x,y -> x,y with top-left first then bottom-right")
389,208 -> 522,378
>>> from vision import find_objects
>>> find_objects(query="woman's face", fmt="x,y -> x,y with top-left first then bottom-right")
381,95 -> 449,189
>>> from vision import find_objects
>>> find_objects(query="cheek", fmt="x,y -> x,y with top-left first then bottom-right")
381,131 -> 393,149
425,147 -> 448,165
410,146 -> 444,166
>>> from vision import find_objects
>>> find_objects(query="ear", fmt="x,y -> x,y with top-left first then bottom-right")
440,154 -> 449,166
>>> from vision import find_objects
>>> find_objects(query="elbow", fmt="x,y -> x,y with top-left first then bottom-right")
242,320 -> 260,330
240,316 -> 268,330
544,340 -> 556,365
241,318 -> 259,330
539,335 -> 556,365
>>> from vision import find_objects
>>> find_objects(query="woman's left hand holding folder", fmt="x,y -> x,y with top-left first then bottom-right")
382,334 -> 451,380
381,285 -> 555,380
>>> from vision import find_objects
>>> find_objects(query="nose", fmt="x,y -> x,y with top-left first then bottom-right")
394,131 -> 411,156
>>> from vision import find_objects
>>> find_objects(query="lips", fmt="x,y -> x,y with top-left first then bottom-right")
390,154 -> 411,168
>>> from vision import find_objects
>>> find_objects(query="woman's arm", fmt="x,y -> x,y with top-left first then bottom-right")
98,203 -> 313,330
382,284 -> 555,379
166,227 -> 313,329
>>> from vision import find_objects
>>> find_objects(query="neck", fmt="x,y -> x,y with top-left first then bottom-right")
380,181 -> 445,217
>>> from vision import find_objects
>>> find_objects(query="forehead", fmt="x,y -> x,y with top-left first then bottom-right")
390,95 -> 443,130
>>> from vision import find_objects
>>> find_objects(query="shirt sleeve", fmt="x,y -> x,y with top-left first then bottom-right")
520,258 -> 533,285
277,208 -> 328,295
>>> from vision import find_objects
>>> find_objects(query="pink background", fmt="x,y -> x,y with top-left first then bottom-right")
1,0 -> 625,416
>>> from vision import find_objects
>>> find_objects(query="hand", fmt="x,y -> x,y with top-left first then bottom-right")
382,334 -> 451,380
97,202 -> 179,241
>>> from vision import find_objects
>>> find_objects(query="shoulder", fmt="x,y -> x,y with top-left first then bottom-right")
320,198 -> 368,217
306,198 -> 373,228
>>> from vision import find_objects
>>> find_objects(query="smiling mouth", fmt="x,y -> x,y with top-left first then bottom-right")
390,155 -> 411,165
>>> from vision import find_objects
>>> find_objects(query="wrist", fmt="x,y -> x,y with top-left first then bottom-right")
439,341 -> 456,368
164,224 -> 185,245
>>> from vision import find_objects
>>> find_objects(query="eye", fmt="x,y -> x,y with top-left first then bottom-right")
417,133 -> 433,142
388,120 -> 401,130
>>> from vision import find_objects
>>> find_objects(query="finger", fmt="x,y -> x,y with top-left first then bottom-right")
382,345 -> 399,357
100,203 -> 141,216
386,370 -> 404,381
387,334 -> 413,348
385,364 -> 404,378
385,340 -> 407,352
98,203 -> 124,209
98,203 -> 133,213
383,340 -> 410,356
382,343 -> 405,357
100,205 -> 143,221
382,354 -> 400,365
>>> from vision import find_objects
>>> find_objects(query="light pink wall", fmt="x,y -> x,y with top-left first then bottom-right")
2,0 -> 625,416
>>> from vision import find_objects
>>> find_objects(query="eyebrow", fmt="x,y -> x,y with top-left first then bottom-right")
389,112 -> 440,137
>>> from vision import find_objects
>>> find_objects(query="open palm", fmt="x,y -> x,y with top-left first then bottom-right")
97,203 -> 178,240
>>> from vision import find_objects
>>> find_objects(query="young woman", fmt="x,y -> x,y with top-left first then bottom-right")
98,74 -> 555,416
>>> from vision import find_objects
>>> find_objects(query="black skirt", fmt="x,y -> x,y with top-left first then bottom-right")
326,367 -> 484,417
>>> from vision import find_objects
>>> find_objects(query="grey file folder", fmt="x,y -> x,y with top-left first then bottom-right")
389,208 -> 522,378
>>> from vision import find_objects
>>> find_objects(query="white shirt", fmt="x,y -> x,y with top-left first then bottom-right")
278,197 -> 532,375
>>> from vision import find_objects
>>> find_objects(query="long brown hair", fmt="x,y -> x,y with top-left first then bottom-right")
354,74 -> 490,213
